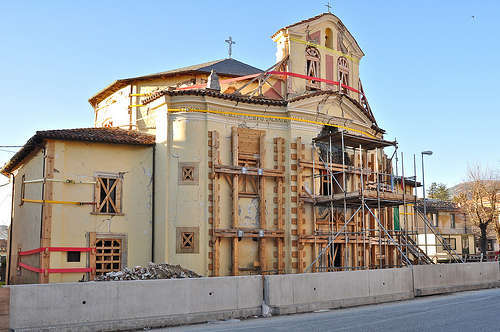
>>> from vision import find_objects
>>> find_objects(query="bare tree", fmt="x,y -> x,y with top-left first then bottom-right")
455,166 -> 500,257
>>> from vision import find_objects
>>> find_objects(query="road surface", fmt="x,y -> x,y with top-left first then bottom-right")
160,288 -> 500,331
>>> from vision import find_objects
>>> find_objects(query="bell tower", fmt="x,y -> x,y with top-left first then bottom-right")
271,13 -> 365,98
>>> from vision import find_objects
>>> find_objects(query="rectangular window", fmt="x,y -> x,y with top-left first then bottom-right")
67,251 -> 81,262
443,238 -> 456,250
487,240 -> 494,251
95,238 -> 122,276
95,174 -> 122,214
451,214 -> 456,229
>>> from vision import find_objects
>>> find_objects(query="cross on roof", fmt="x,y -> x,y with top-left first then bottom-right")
225,36 -> 236,58
325,1 -> 332,13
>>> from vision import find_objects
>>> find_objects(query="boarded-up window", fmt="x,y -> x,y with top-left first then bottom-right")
338,57 -> 349,94
95,238 -> 122,275
95,174 -> 122,214
178,162 -> 199,185
176,227 -> 199,254
306,46 -> 320,90
236,127 -> 265,167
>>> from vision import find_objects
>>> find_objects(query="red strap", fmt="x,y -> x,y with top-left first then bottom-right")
177,73 -> 261,91
18,262 -> 92,274
19,262 -> 42,273
269,71 -> 362,94
47,267 -> 92,273
18,248 -> 44,256
176,71 -> 363,95
19,247 -> 92,256
48,247 -> 92,252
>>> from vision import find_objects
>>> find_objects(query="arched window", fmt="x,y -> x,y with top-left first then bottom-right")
338,57 -> 349,94
325,28 -> 333,49
306,46 -> 321,90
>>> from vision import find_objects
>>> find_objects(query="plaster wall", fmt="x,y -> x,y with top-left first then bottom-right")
41,140 -> 153,283
9,150 -> 45,284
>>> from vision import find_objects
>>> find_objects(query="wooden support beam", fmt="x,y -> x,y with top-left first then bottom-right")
274,137 -> 284,273
89,232 -> 96,280
211,131 -> 220,276
296,137 -> 304,273
231,127 -> 239,276
259,132 -> 266,273
40,140 -> 55,284
215,165 -> 284,177
213,229 -> 284,237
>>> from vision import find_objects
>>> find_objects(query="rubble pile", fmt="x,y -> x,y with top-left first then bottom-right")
95,262 -> 201,281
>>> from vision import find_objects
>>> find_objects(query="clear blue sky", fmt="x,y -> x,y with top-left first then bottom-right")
0,0 -> 499,214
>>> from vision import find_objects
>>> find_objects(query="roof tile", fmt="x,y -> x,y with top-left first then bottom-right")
1,128 -> 155,175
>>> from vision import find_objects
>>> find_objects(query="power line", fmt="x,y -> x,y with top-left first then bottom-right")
0,146 -> 22,148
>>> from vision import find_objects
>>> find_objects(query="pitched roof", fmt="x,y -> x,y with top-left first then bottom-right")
89,58 -> 262,107
415,199 -> 460,212
1,128 -> 155,175
138,58 -> 263,79
142,88 -> 287,106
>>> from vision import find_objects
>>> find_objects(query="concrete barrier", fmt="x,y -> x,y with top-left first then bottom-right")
9,275 -> 262,331
412,262 -> 500,296
264,268 -> 414,315
6,263 -> 500,330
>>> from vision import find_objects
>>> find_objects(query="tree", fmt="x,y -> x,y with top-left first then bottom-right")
455,166 -> 500,257
427,182 -> 450,201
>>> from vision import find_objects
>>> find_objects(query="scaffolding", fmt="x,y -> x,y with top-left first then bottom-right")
299,128 -> 463,273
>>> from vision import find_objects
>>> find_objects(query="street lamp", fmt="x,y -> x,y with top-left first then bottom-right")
421,150 -> 433,256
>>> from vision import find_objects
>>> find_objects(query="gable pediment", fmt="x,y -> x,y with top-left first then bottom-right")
277,13 -> 364,58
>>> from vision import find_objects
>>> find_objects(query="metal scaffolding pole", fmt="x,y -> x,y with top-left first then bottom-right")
402,152 -> 407,263
360,144 -> 366,270
376,147 -> 382,268
413,153 -> 420,264
341,131 -> 348,270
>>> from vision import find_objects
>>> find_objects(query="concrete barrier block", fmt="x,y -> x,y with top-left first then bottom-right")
264,268 -> 413,315
236,275 -> 263,309
9,275 -> 263,331
264,274 -> 294,307
413,262 -> 500,296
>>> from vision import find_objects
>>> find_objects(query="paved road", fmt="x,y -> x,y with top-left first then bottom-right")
161,288 -> 500,332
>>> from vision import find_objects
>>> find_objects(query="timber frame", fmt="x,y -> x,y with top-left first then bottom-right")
206,126 -> 464,276
208,128 -> 285,276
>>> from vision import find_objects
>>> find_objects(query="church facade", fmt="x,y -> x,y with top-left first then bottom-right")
3,13 -> 415,284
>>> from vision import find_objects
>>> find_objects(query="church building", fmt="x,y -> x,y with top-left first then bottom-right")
2,12 -> 419,284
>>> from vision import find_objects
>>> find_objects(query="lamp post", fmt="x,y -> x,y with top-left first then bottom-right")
421,150 -> 433,256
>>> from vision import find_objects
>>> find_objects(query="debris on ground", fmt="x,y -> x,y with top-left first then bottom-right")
95,262 -> 201,281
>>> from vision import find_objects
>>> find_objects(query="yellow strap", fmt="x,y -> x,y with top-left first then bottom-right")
95,99 -> 116,112
289,37 -> 360,64
129,93 -> 151,97
128,104 -> 145,108
168,108 -> 376,138
22,199 -> 93,205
